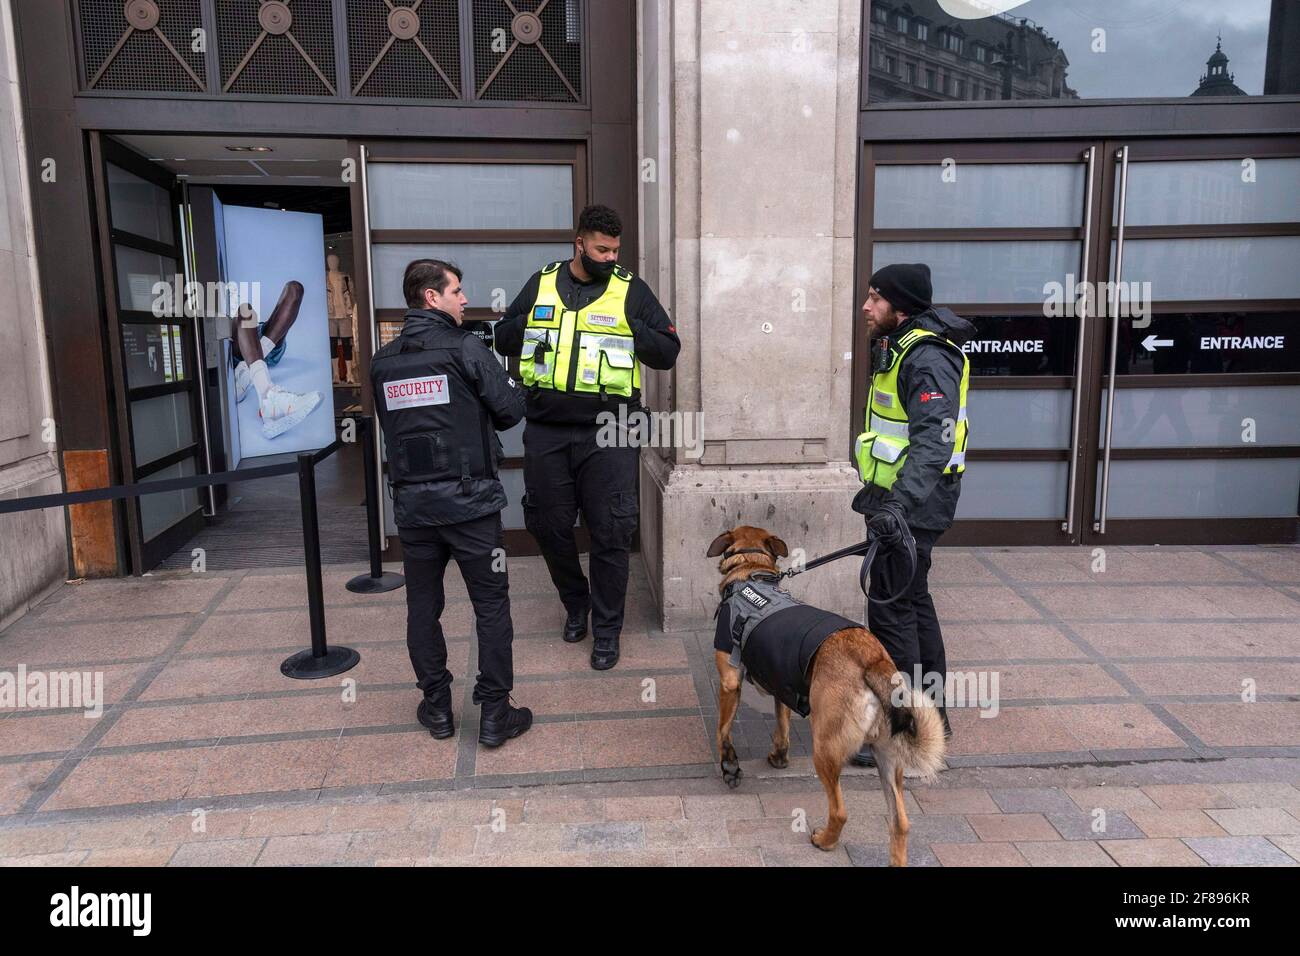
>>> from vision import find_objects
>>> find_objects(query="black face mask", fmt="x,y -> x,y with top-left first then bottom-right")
579,242 -> 617,281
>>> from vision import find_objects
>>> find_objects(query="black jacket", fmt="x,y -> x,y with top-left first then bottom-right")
370,309 -> 525,528
494,261 -> 681,425
853,306 -> 977,533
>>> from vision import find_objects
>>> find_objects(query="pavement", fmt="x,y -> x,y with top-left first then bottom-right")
0,545 -> 1297,867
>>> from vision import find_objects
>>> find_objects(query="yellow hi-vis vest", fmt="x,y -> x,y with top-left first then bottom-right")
519,261 -> 641,398
854,326 -> 970,491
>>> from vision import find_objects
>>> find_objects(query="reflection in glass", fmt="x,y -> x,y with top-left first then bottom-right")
874,163 -> 1084,229
954,460 -> 1068,519
864,0 -> 1292,104
107,164 -> 174,244
123,324 -> 187,388
1117,158 -> 1300,226
1117,236 -> 1300,302
115,245 -> 178,313
1113,312 -> 1300,375
1097,458 -> 1300,518
371,243 -> 574,310
1102,386 -> 1300,448
967,389 -> 1072,449
131,392 -> 194,466
139,458 -> 200,541
873,240 -> 1078,303
963,314 -> 1078,376
368,164 -> 573,231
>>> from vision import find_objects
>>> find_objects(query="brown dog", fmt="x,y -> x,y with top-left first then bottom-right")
707,525 -> 945,865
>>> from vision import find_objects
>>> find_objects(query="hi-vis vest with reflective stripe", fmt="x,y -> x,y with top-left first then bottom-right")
519,262 -> 640,398
854,327 -> 970,491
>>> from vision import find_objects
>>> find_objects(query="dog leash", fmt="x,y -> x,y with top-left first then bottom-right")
776,505 -> 918,605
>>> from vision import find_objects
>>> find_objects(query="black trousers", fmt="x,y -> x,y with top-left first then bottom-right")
865,525 -> 947,709
399,512 -> 513,706
522,419 -> 639,639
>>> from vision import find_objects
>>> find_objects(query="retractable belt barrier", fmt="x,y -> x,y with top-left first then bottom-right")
0,417 -> 405,680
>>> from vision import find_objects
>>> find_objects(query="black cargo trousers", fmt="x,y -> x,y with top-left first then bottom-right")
521,419 -> 639,639
399,512 -> 513,707
864,522 -> 947,710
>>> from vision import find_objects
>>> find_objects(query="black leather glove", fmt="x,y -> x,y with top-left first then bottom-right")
867,505 -> 904,543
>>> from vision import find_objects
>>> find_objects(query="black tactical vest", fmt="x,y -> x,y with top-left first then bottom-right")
371,311 -> 494,488
715,575 -> 860,717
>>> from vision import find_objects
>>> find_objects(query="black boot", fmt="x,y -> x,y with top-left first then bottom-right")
590,634 -> 620,671
849,744 -> 876,768
416,694 -> 455,740
478,696 -> 533,748
563,606 -> 589,643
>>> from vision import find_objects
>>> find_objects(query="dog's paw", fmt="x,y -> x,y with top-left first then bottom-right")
766,749 -> 789,769
721,760 -> 743,789
810,827 -> 838,851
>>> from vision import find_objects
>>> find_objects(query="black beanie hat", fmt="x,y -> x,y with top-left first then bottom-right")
869,263 -> 932,316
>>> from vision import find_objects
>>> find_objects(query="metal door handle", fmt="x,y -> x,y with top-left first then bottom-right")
1063,146 -> 1096,536
1096,145 -> 1130,534
358,144 -> 388,549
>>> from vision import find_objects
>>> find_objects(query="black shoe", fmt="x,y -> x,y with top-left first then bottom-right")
562,606 -> 589,643
416,696 -> 455,740
590,635 -> 620,671
849,744 -> 876,768
478,697 -> 533,748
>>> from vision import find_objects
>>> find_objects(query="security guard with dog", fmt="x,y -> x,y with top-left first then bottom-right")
495,205 -> 681,671
850,263 -> 974,767
370,259 -> 533,749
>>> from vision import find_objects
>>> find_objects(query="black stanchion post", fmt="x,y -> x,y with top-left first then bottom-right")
281,452 -> 360,679
347,415 -> 404,594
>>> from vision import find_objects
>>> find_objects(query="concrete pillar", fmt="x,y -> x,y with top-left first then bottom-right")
637,0 -> 865,631
0,0 -> 67,628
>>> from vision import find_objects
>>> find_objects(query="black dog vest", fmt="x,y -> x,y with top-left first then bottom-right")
714,575 -> 860,717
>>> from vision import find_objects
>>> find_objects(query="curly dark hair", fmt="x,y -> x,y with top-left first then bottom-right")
577,204 -> 622,238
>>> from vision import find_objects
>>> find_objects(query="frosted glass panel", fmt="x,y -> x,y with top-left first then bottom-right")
1117,237 -> 1300,301
872,241 -> 1078,304
140,458 -> 200,542
1101,386 -> 1300,448
131,392 -> 194,466
368,163 -> 573,230
1118,159 -> 1300,226
499,419 -> 524,458
107,164 -> 174,244
371,243 -> 573,310
500,468 -> 526,530
967,389 -> 1072,450
115,245 -> 177,312
954,461 -> 1068,520
1098,459 -> 1300,519
875,164 -> 1084,228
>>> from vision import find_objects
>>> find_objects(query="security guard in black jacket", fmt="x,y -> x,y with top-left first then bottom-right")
370,259 -> 532,748
495,205 -> 681,670
849,263 -> 974,767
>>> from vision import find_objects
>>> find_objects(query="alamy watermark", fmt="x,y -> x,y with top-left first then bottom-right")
890,664 -> 1000,718
596,405 -> 704,457
0,665 -> 104,717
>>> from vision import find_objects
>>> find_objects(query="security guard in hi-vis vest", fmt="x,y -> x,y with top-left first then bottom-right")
849,263 -> 974,767
495,205 -> 681,670
370,259 -> 534,749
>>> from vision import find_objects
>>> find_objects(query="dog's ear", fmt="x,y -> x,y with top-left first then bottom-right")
706,531 -> 734,558
766,536 -> 789,558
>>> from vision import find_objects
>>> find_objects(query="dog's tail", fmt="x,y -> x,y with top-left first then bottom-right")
862,659 -> 946,782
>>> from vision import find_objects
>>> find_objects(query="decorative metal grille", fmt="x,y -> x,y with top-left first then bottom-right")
473,0 -> 582,102
347,0 -> 461,99
79,0 -> 207,92
217,0 -> 338,96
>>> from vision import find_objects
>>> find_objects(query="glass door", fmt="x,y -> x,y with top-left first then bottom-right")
1084,136 -> 1300,544
90,134 -> 208,571
858,140 -> 1103,544
349,140 -> 587,554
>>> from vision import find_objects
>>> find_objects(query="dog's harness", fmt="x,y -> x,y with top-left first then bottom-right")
716,573 -> 859,717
